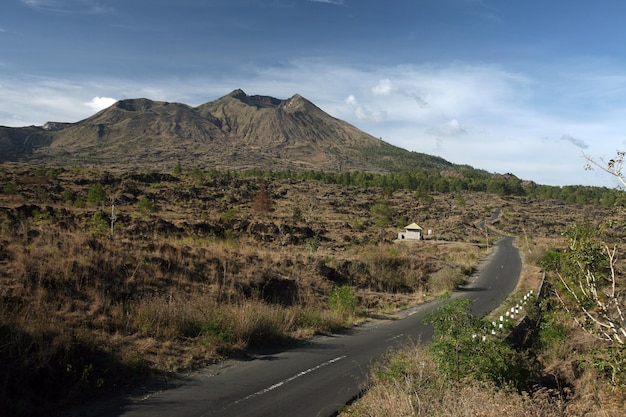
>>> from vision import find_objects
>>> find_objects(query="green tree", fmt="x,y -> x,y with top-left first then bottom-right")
62,189 -> 75,204
292,206 -> 303,223
424,298 -> 528,386
138,196 -> 157,214
370,199 -> 393,229
172,161 -> 182,175
90,211 -> 108,234
87,182 -> 106,205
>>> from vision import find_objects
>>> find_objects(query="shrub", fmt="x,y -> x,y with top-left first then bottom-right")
3,181 -> 17,195
292,206 -> 303,223
62,189 -> 75,204
220,207 -> 238,223
328,285 -> 357,319
138,196 -> 157,214
90,211 -> 109,234
87,182 -> 106,205
424,298 -> 532,387
538,308 -> 568,349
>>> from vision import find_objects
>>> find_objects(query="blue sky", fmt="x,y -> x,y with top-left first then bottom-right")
2,0 -> 626,187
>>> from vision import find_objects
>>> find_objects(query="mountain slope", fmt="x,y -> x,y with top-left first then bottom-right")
3,89 -> 463,173
0,126 -> 52,162
196,89 -> 395,171
33,98 -> 228,167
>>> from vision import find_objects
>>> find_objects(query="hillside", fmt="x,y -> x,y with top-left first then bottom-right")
2,89 -> 469,175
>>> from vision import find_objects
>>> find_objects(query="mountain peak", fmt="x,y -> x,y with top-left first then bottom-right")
225,89 -> 282,108
228,89 -> 247,100
115,98 -> 155,112
282,93 -> 316,112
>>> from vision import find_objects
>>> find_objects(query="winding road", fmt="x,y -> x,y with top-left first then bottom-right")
63,236 -> 521,417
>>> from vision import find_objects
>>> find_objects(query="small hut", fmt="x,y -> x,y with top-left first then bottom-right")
398,223 -> 423,240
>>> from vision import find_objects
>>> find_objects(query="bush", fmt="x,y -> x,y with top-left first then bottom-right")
138,196 -> 157,214
328,285 -> 357,318
90,211 -> 109,234
87,182 -> 106,205
3,182 -> 17,195
220,207 -> 238,224
424,298 -> 532,387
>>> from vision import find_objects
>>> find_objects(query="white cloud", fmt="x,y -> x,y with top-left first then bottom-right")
372,79 -> 394,96
84,96 -> 117,112
425,119 -> 467,137
1,59 -> 625,187
344,94 -> 386,121
307,0 -> 344,5
19,0 -> 111,14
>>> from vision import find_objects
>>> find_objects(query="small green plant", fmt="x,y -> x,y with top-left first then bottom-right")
538,303 -> 568,349
32,209 -> 51,227
90,211 -> 109,234
138,196 -> 157,214
173,161 -> 183,175
328,285 -> 357,317
62,189 -> 75,204
292,206 -> 303,223
3,181 -> 18,195
220,207 -> 238,223
305,235 -> 320,254
370,199 -> 393,229
73,197 -> 86,208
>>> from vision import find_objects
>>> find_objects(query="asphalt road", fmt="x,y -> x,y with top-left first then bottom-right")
64,236 -> 521,417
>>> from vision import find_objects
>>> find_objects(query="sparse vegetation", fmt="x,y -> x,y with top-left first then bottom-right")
0,164 -> 624,416
340,153 -> 626,416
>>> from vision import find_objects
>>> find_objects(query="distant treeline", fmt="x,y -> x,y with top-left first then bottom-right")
199,168 -> 624,208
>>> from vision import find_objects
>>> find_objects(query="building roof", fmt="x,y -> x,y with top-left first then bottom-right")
404,223 -> 423,230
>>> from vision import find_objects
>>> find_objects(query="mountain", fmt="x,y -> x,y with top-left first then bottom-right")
1,89 -> 464,173
0,126 -> 53,162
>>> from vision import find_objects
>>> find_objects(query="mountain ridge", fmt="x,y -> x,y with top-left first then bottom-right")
0,89 -> 479,176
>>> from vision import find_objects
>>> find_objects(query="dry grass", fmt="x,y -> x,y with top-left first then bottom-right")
0,165 -> 623,416
340,343 -> 625,417
342,219 -> 626,417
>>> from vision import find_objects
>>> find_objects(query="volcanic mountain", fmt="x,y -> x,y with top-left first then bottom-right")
1,89 -> 457,173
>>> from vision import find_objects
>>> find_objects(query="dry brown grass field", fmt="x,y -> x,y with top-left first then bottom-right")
0,164 -> 624,416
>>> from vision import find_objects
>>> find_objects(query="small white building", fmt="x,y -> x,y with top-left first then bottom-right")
398,223 -> 423,240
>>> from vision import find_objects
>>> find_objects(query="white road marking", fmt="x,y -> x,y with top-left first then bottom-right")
385,333 -> 404,342
234,355 -> 347,404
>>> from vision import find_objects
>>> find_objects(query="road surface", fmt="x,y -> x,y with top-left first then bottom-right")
62,236 -> 521,417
